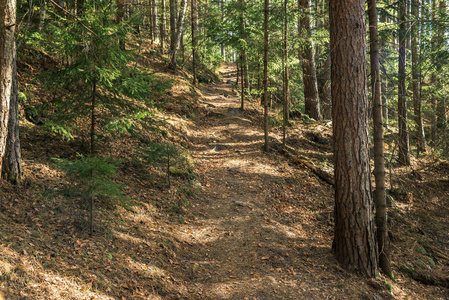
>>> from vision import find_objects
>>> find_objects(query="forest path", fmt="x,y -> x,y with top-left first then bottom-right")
172,64 -> 340,299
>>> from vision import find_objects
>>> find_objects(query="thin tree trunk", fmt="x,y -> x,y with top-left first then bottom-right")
3,50 -> 22,184
299,0 -> 321,121
161,0 -> 167,51
0,0 -> 16,173
368,0 -> 391,277
149,0 -> 154,42
431,74 -> 437,145
152,0 -> 158,43
191,0 -> 197,85
330,0 -> 378,277
236,61 -> 240,86
398,0 -> 411,166
263,0 -> 269,152
241,54 -> 244,110
321,49 -> 331,120
117,0 -> 125,50
91,77 -> 96,155
169,0 -> 188,70
411,0 -> 426,155
170,0 -> 177,53
282,0 -> 289,145
240,0 -> 246,110
39,0 -> 47,31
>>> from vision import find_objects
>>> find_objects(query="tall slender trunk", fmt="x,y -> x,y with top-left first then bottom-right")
3,48 -> 22,184
412,0 -> 426,155
169,0 -> 188,70
263,0 -> 269,152
39,0 -> 47,31
170,0 -> 178,53
0,0 -> 16,173
191,0 -> 197,85
330,0 -> 378,277
240,54 -> 244,110
152,0 -> 158,43
282,0 -> 289,145
398,0 -> 411,166
117,0 -> 125,49
299,0 -> 321,121
321,47 -> 331,120
161,0 -> 167,50
91,77 -> 96,155
368,0 -> 391,277
149,0 -> 154,42
240,0 -> 247,110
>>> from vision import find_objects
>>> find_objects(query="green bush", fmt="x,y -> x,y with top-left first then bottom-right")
54,155 -> 124,234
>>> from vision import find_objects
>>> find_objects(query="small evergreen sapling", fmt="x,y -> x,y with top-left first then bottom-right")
54,155 -> 123,235
139,141 -> 191,188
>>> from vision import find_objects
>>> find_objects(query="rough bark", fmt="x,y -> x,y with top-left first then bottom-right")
411,0 -> 426,155
368,0 -> 391,277
0,0 -> 16,173
3,55 -> 22,184
169,0 -> 188,70
398,0 -> 411,166
330,0 -> 378,277
263,0 -> 269,152
299,0 -> 321,121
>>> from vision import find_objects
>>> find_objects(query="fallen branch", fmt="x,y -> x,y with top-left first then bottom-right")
281,145 -> 334,186
400,265 -> 449,288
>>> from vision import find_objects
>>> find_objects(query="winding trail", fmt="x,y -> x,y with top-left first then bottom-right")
165,64 -> 344,299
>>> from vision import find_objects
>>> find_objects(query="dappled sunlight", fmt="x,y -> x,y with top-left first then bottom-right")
0,245 -> 114,299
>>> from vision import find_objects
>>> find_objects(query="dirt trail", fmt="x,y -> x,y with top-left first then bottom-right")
167,64 -> 365,299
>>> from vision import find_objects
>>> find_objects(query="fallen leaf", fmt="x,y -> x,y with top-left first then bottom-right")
261,256 -> 269,260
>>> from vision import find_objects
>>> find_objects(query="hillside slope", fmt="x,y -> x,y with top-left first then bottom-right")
0,60 -> 448,299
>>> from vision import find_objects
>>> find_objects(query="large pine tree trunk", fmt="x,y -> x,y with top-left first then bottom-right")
169,0 -> 188,70
368,0 -> 391,277
299,0 -> 321,121
263,0 -> 269,152
3,56 -> 22,184
0,0 -> 16,173
411,0 -> 426,155
398,0 -> 411,165
330,0 -> 378,277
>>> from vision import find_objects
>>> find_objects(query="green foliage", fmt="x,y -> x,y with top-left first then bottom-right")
33,0 -> 170,149
139,141 -> 193,187
416,246 -> 427,255
53,154 -> 125,233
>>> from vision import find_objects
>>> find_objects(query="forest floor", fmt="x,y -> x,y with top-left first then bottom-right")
0,60 -> 448,299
